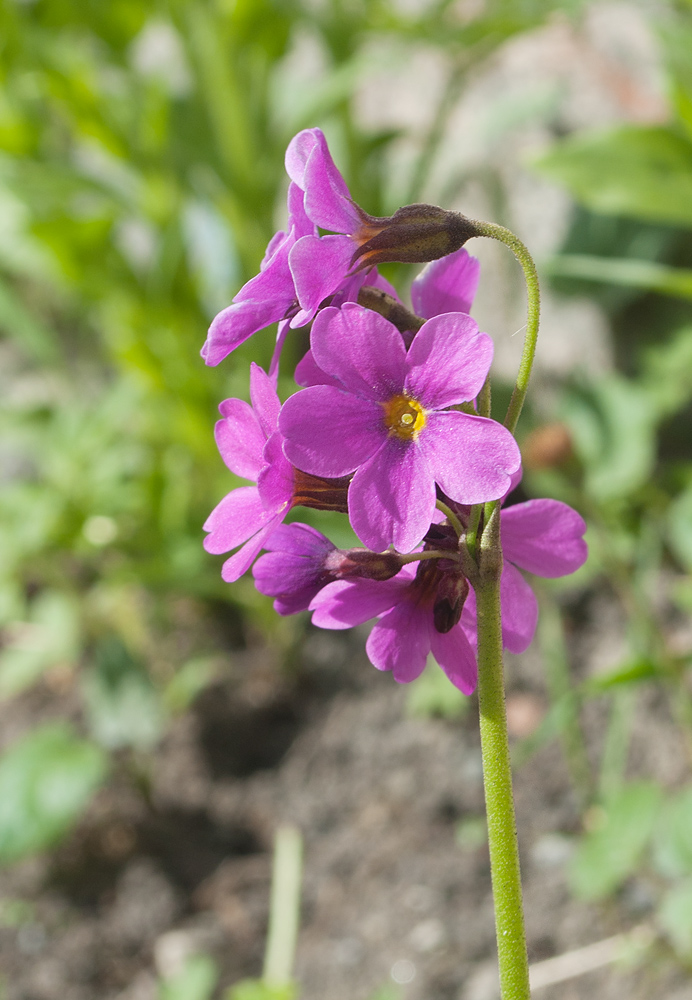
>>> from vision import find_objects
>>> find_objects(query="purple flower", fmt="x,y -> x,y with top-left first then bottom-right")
294,245 -> 480,388
461,498 -> 588,653
280,302 -> 521,552
310,561 -> 478,694
253,522 -> 406,615
253,523 -> 337,615
201,183 -> 315,369
286,128 -> 479,322
411,246 -> 480,319
204,365 -> 349,582
307,495 -> 587,691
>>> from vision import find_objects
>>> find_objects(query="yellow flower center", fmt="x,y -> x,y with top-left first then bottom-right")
382,394 -> 426,441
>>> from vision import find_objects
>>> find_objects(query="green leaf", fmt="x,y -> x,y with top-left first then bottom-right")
82,637 -> 163,750
534,126 -> 692,228
652,786 -> 692,878
569,782 -> 662,901
159,955 -> 218,1000
668,484 -> 692,571
582,658 -> 661,694
544,255 -> 692,301
0,723 -> 107,865
562,376 -> 658,501
0,590 -> 80,697
224,981 -> 296,1000
658,879 -> 692,958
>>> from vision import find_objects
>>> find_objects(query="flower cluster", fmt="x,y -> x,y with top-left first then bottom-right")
202,128 -> 587,694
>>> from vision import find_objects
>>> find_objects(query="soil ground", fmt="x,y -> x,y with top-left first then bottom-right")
2,590 -> 692,1000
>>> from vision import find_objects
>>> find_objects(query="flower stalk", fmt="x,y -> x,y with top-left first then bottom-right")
469,224 -> 541,999
476,509 -> 531,1000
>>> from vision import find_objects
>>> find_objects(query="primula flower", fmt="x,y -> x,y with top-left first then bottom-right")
280,302 -> 521,552
286,128 -> 479,321
307,495 -> 587,691
203,364 -> 349,582
253,522 -> 404,615
310,559 -> 478,694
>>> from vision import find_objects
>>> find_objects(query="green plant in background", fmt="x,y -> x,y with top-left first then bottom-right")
510,0 -> 692,965
0,0 -> 586,866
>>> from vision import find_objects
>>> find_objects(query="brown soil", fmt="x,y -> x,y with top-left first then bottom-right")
1,597 -> 691,1000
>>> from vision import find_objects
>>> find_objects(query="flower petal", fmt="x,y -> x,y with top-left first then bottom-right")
501,499 -> 588,578
294,348 -> 343,389
257,432 -> 294,511
268,319 -> 291,381
366,602 -> 431,682
419,411 -> 521,505
203,486 -> 272,555
310,575 -> 409,629
461,564 -> 538,654
348,436 -> 436,552
280,385 -> 384,478
411,248 -> 480,319
286,128 -> 361,233
221,517 -> 281,583
202,298 -> 287,367
289,234 -> 355,324
430,625 -> 478,694
499,563 -> 538,653
311,302 -> 408,402
250,363 -> 281,438
405,313 -> 492,409
214,399 -> 265,480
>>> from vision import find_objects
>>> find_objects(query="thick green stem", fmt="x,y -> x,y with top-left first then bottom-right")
471,221 -> 540,435
476,511 -> 530,1000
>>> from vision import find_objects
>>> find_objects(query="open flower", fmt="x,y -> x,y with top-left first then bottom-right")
280,302 -> 521,552
203,364 -> 349,582
306,494 -> 587,690
310,560 -> 478,694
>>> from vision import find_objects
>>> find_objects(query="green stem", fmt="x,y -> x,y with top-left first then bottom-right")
476,511 -> 530,1000
435,499 -> 464,538
471,221 -> 540,435
464,504 -> 483,559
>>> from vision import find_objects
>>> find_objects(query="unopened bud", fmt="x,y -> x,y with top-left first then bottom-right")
433,574 -> 469,634
351,204 -> 481,271
325,548 -> 404,581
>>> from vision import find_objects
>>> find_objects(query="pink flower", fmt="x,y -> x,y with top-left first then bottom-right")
204,364 -> 349,582
280,302 -> 521,552
308,495 -> 588,691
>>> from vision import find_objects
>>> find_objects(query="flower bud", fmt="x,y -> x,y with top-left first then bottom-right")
324,548 -> 404,581
351,204 -> 481,271
433,573 -> 470,634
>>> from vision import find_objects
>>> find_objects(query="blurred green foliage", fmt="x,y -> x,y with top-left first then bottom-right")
2,0 -> 692,989
0,0 -> 587,866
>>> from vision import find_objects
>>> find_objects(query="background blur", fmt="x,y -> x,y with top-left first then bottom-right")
2,1 -> 692,998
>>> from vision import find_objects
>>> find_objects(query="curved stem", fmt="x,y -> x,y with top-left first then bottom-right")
476,510 -> 530,1000
435,499 -> 464,538
471,221 -> 540,436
